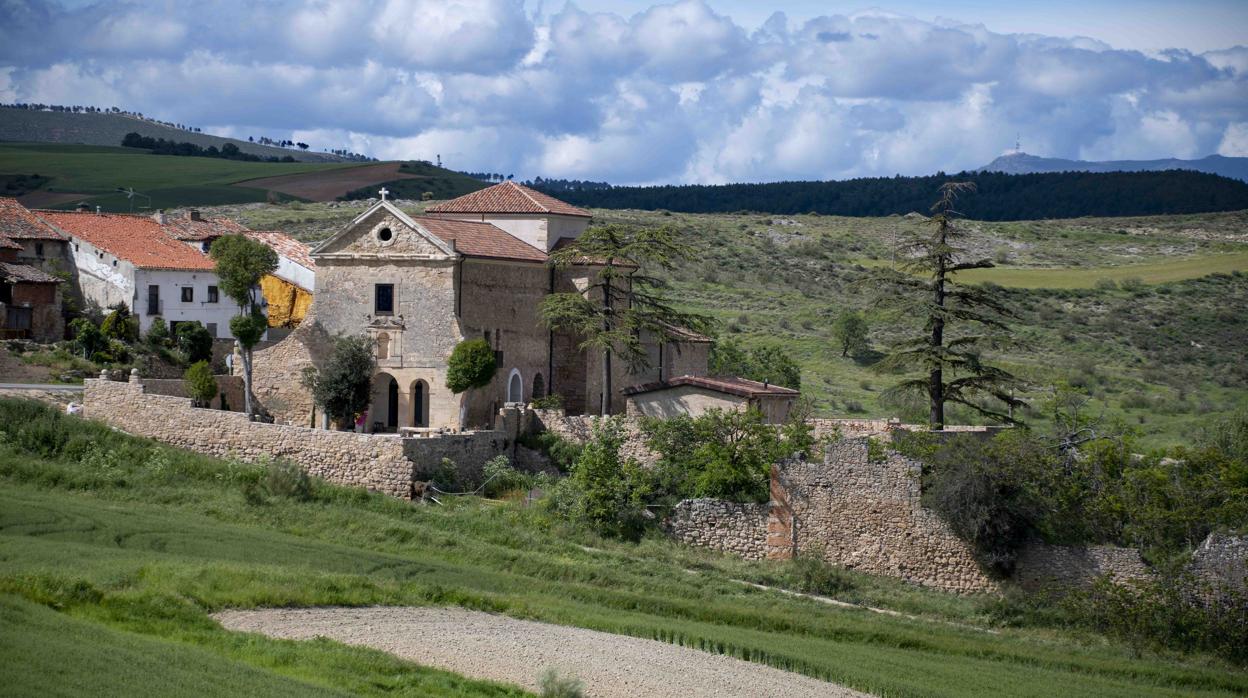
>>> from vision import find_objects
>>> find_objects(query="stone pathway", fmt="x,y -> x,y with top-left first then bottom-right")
215,606 -> 868,698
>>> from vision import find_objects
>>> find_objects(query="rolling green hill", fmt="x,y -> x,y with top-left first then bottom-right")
0,143 -> 484,211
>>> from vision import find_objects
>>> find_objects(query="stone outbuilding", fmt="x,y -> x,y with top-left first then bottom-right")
0,234 -> 63,341
623,375 -> 800,424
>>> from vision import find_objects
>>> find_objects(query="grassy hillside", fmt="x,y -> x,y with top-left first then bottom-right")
0,143 -> 487,211
0,106 -> 342,163
2,399 -> 1245,697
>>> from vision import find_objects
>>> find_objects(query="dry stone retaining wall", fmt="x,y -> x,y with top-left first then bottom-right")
84,376 -> 414,497
666,499 -> 769,559
1013,543 -> 1153,590
531,409 -> 659,467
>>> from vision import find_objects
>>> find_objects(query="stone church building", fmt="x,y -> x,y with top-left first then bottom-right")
299,181 -> 716,432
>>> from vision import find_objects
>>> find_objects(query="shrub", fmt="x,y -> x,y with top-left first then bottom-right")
309,335 -> 376,428
707,337 -> 801,389
175,321 -> 214,364
538,668 -> 584,698
531,393 -> 563,410
69,318 -> 105,360
146,317 -> 170,347
517,431 -> 582,473
482,455 -> 530,498
644,408 -> 811,504
100,305 -> 139,342
183,361 -> 217,407
446,338 -> 496,393
263,459 -> 312,501
788,555 -> 855,597
551,418 -> 651,541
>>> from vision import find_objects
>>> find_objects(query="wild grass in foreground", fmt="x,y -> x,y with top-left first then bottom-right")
0,398 -> 1245,697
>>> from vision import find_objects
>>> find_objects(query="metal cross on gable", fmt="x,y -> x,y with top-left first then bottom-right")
378,187 -> 390,201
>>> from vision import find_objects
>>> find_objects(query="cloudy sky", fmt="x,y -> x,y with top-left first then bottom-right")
2,0 -> 1246,184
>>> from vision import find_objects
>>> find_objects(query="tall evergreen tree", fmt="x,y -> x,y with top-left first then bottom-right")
540,224 -> 710,415
872,182 -> 1025,429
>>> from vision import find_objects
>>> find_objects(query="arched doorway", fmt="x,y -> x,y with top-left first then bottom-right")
507,369 -> 523,404
532,373 -> 545,400
371,373 -> 399,432
411,379 -> 429,427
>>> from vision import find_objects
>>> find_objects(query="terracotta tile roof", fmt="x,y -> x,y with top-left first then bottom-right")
162,211 -> 251,242
0,233 -> 21,250
245,230 -> 316,270
0,197 -> 66,241
623,374 -> 800,398
38,211 -> 216,271
0,261 -> 60,284
415,217 -> 547,263
427,181 -> 591,218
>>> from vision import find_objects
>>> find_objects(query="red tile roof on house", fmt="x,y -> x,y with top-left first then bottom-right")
38,211 -> 216,271
0,197 -> 67,241
416,217 -> 547,263
0,233 -> 21,250
622,375 -> 800,398
162,211 -> 251,242
0,261 -> 60,284
427,181 -> 591,218
245,230 -> 316,270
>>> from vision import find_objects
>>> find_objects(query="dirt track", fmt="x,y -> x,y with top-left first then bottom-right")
233,162 -> 419,201
214,606 -> 866,698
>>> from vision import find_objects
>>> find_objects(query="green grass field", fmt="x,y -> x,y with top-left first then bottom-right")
0,142 -> 358,209
1,399 -> 1245,697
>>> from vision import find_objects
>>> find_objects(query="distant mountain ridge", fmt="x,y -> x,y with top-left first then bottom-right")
980,151 -> 1248,182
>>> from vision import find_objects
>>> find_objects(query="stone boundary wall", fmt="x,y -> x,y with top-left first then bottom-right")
1013,543 -> 1153,590
777,440 -> 997,593
142,375 -> 246,412
666,499 -> 769,559
83,376 -> 414,498
1190,533 -> 1247,595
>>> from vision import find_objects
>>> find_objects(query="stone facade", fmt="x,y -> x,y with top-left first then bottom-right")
143,374 -> 246,412
666,499 -> 769,559
83,375 -> 414,497
1189,533 -> 1247,596
531,409 -> 660,467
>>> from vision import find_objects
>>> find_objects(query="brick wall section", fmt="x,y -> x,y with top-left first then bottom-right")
1013,543 -> 1153,590
666,499 -> 769,559
83,376 -> 414,498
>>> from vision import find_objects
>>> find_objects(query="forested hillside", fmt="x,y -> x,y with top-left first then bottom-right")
534,170 -> 1248,220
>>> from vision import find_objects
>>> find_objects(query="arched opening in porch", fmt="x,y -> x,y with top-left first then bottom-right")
411,379 -> 429,428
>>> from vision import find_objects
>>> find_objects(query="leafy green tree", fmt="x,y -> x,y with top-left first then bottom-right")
99,304 -> 138,342
644,408 -> 813,503
871,182 -> 1025,429
707,338 -> 801,390
209,234 -> 277,418
69,317 -> 105,360
307,335 -> 377,429
541,224 -> 710,415
832,310 -> 869,358
445,338 -> 497,394
145,317 -> 170,347
553,418 -> 652,540
183,360 -> 217,408
174,321 -> 213,364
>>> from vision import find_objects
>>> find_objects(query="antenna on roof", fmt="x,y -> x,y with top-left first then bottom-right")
115,187 -> 152,213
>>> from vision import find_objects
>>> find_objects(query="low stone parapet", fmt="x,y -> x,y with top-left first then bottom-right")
666,499 -> 769,560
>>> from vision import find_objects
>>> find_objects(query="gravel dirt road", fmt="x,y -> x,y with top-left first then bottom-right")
214,606 -> 867,698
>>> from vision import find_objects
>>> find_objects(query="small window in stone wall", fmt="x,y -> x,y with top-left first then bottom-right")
375,284 -> 394,315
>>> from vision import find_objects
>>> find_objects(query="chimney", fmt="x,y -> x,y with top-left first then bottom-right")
95,205 -> 102,215
152,210 -> 166,225
188,209 -> 202,221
